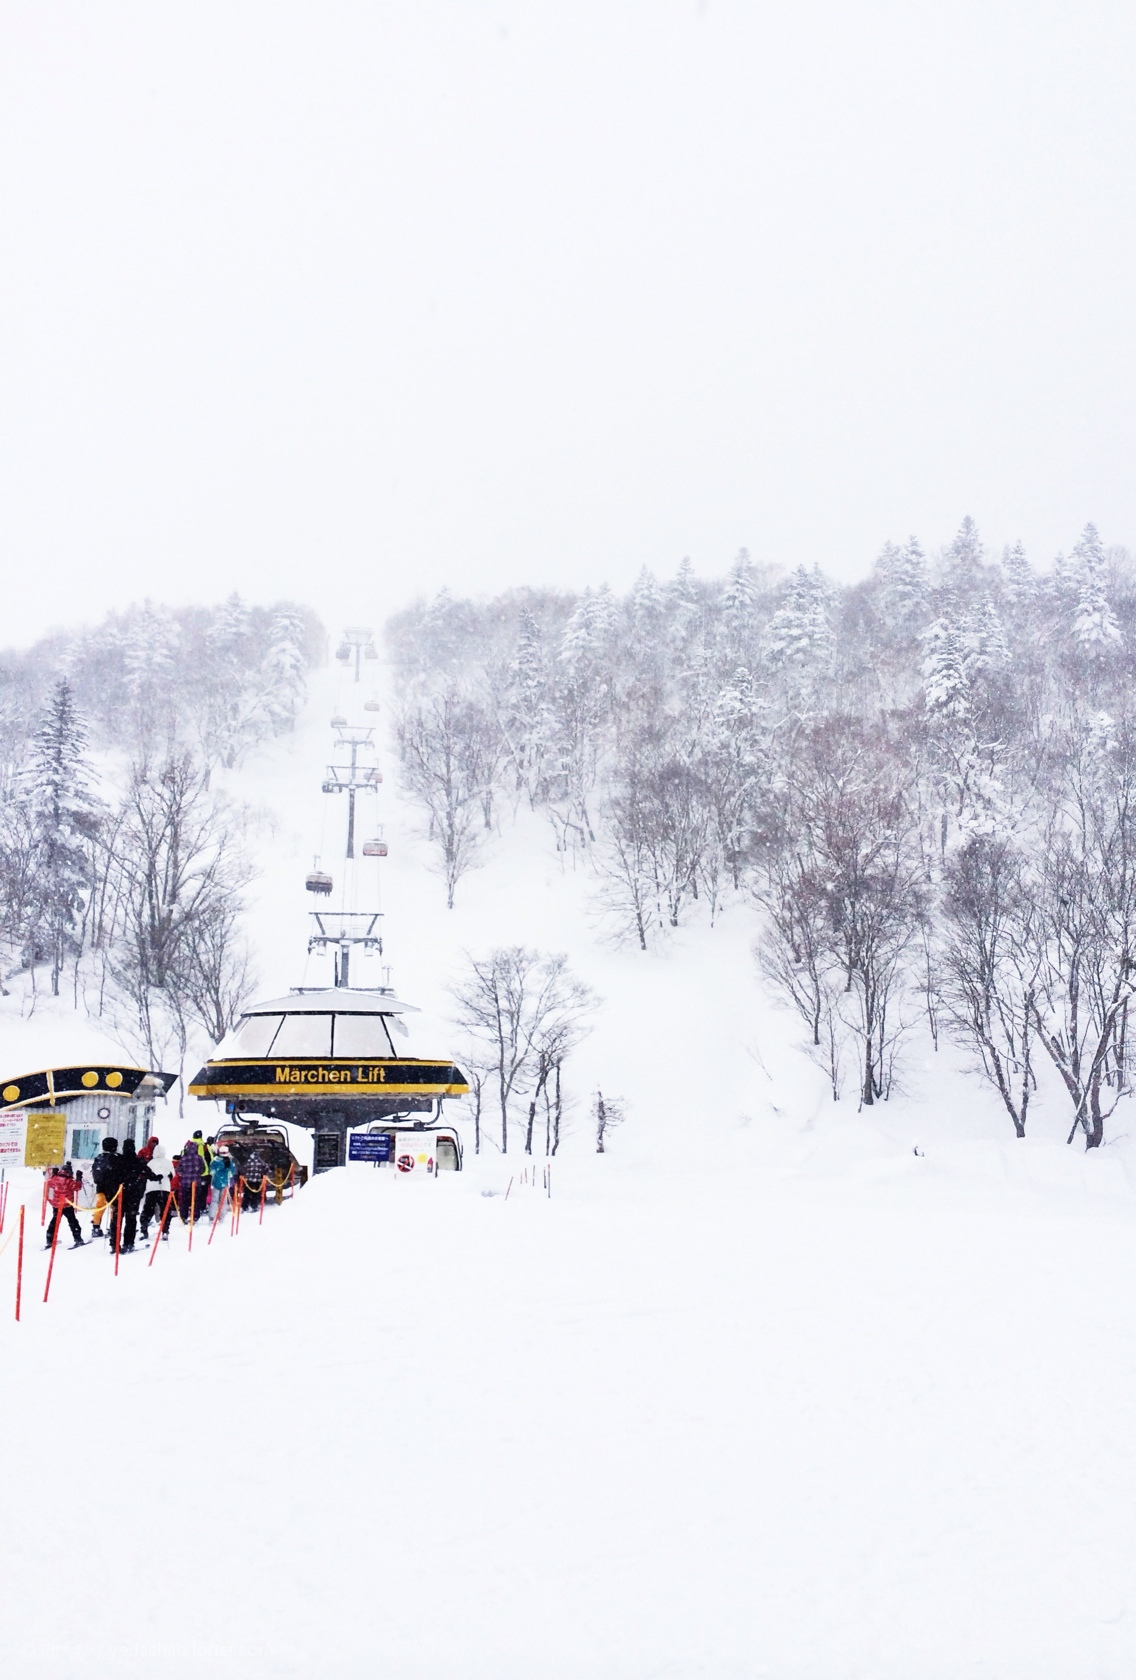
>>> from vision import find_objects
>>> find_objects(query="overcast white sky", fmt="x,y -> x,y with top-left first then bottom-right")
2,1 -> 1135,643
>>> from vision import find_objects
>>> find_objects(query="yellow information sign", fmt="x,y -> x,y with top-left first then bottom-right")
24,1109 -> 66,1169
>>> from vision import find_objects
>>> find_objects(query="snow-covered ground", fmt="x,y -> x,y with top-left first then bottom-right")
2,661 -> 1136,1678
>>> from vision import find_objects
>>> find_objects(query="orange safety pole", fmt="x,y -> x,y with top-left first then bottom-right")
258,1175 -> 267,1225
208,1186 -> 229,1246
40,1177 -> 48,1226
229,1179 -> 239,1236
234,1178 -> 244,1235
42,1195 -> 65,1304
188,1182 -> 196,1252
113,1191 -> 123,1276
15,1204 -> 25,1320
148,1191 -> 175,1267
0,1177 -> 7,1233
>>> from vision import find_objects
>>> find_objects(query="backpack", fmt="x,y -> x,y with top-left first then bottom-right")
91,1151 -> 117,1193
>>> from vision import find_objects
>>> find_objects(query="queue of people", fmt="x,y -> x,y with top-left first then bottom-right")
44,1129 -> 274,1253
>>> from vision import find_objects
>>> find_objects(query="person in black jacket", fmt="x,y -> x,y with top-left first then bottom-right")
90,1137 -> 122,1239
118,1139 -> 148,1253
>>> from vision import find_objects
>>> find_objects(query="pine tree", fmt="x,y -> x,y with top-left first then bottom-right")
876,536 -> 928,629
1001,541 -> 1035,606
921,611 -> 970,720
262,604 -> 309,731
26,679 -> 98,994
766,566 -> 835,677
1070,524 -> 1121,655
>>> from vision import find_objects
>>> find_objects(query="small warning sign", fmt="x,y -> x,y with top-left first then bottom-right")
0,1111 -> 26,1164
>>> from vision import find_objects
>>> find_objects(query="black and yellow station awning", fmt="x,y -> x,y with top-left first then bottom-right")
188,1057 -> 469,1102
0,1065 -> 177,1113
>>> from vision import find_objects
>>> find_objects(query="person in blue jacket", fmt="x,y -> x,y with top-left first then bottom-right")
209,1147 -> 235,1213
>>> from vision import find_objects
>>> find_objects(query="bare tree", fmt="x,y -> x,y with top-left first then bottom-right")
939,835 -> 1039,1137
753,720 -> 923,1106
451,947 -> 597,1153
107,755 -> 256,1102
397,687 -> 500,908
593,1088 -> 626,1152
1026,724 -> 1136,1148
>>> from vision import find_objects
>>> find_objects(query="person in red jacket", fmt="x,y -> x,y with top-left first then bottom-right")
45,1163 -> 85,1249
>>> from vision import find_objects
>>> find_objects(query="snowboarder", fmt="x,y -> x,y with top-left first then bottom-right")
45,1163 -> 84,1249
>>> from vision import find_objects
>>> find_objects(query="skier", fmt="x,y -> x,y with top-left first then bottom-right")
176,1138 -> 206,1224
209,1147 -> 235,1215
242,1146 -> 269,1210
139,1141 -> 174,1242
45,1163 -> 85,1249
89,1136 -> 122,1240
118,1139 -> 148,1253
192,1130 -> 215,1209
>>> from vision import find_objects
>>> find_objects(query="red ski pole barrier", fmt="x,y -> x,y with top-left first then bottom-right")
258,1175 -> 267,1225
40,1177 -> 48,1226
113,1191 -> 123,1276
148,1191 -> 175,1267
234,1178 -> 244,1235
43,1196 -> 64,1304
14,1204 -> 25,1320
504,1177 -> 513,1201
229,1180 -> 238,1236
188,1183 -> 197,1252
208,1186 -> 229,1246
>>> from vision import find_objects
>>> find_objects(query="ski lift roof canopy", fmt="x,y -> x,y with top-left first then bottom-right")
240,989 -> 420,1016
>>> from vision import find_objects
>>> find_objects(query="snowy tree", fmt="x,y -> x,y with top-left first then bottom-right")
765,567 -> 834,684
1070,524 -> 1121,655
261,604 -> 310,733
921,611 -> 970,720
122,602 -> 182,752
876,536 -> 928,629
1001,541 -> 1036,606
721,549 -> 760,656
24,680 -> 100,995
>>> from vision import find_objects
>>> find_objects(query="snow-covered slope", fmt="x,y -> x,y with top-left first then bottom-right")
2,660 -> 1136,1679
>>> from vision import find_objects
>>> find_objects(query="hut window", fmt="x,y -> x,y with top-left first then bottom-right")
332,1014 -> 396,1058
269,1014 -> 333,1057
70,1127 -> 101,1159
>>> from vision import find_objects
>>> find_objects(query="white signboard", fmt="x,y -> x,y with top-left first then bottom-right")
0,1111 -> 28,1165
394,1134 -> 435,1177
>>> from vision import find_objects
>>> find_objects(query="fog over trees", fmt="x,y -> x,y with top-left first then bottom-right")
390,520 -> 1136,1147
0,596 -> 320,1096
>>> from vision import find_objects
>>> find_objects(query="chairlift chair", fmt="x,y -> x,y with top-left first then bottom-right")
306,871 -> 334,896
362,838 -> 388,858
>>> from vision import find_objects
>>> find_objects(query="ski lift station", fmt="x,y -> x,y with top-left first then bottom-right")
188,989 -> 468,1174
